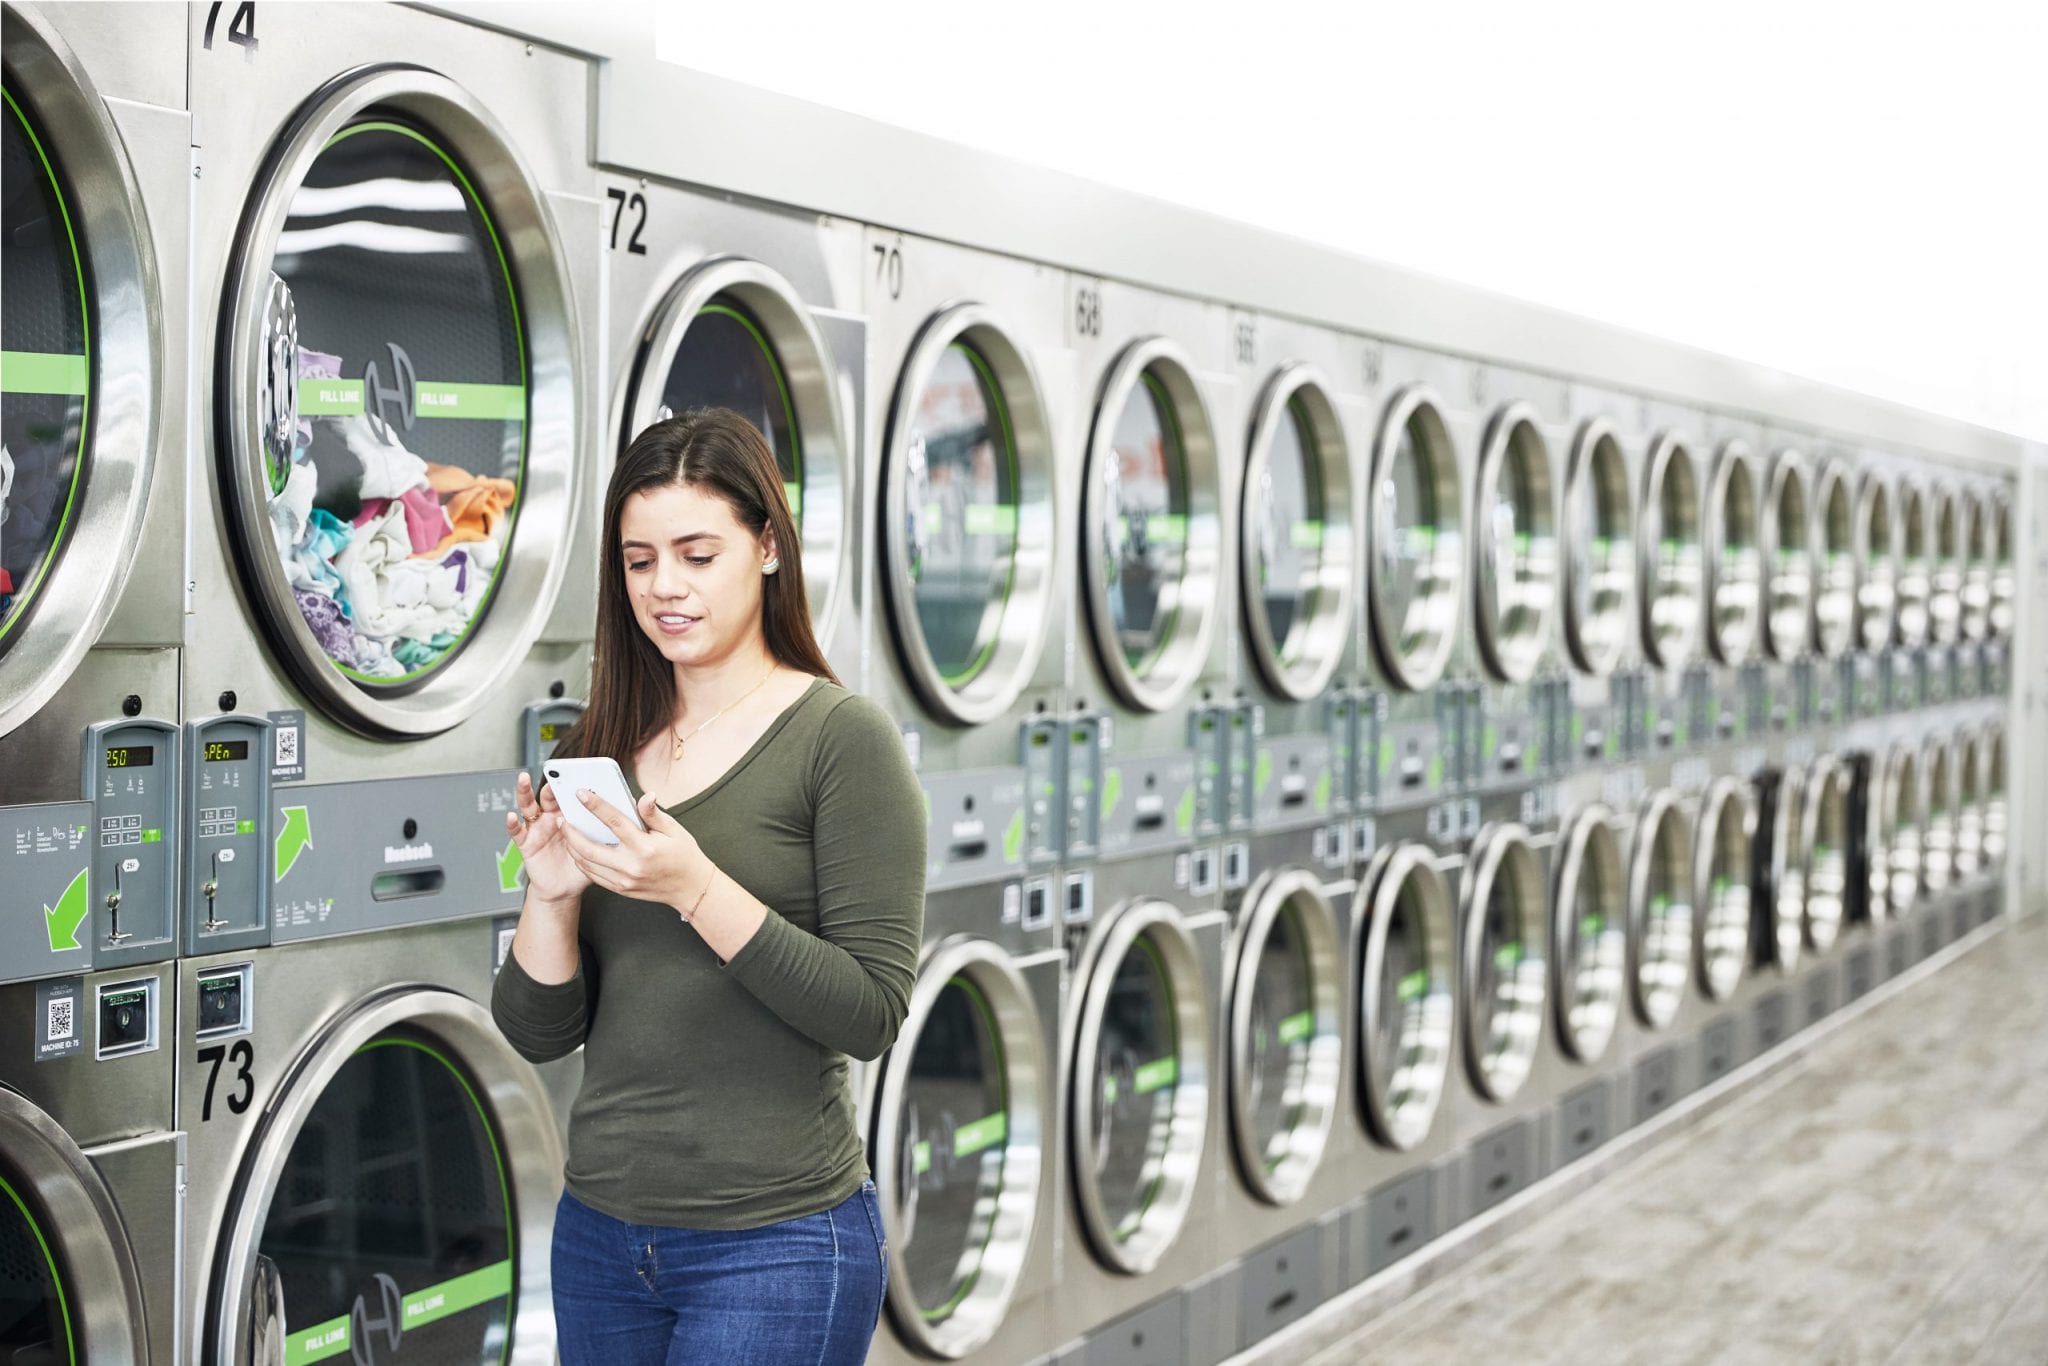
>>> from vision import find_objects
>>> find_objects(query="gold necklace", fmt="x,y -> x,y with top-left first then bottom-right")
671,664 -> 778,761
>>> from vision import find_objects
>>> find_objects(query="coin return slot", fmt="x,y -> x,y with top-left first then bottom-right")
1134,795 -> 1167,832
949,838 -> 989,862
96,979 -> 158,1059
1022,879 -> 1051,930
370,868 -> 446,901
196,966 -> 253,1039
1061,873 -> 1091,925
1191,849 -> 1218,895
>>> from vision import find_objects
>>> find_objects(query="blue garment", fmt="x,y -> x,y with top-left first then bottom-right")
551,1183 -> 887,1366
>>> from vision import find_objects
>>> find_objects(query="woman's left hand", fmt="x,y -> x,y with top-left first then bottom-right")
562,789 -> 711,911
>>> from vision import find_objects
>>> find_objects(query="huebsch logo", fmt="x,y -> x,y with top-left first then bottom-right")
363,341 -> 418,441
383,842 -> 435,865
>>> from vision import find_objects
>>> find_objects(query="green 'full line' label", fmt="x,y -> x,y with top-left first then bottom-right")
1133,1055 -> 1178,1095
953,1111 -> 1008,1157
964,502 -> 1019,536
293,380 -> 526,421
286,1259 -> 511,1365
1144,513 -> 1189,544
1277,1011 -> 1314,1045
1290,520 -> 1325,549
1,350 -> 89,395
1398,969 -> 1430,1001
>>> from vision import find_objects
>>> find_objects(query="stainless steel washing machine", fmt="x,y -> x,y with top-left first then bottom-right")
1700,437 -> 1763,744
1070,279 -> 1237,863
2,2 -> 189,976
1556,414 -> 1636,776
1050,845 -> 1229,1363
180,2 -> 600,962
861,900 -> 1064,1364
1229,317 -> 1363,841
864,232 -> 1071,893
176,929 -> 565,1365
605,172 -> 863,686
1634,428 -> 1707,759
2,958 -> 182,1365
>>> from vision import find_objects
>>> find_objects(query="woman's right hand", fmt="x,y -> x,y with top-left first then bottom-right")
507,770 -> 591,905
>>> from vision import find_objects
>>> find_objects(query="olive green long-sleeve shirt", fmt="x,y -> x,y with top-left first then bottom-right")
490,680 -> 926,1229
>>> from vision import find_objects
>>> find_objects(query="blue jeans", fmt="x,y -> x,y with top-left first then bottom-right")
552,1182 -> 887,1365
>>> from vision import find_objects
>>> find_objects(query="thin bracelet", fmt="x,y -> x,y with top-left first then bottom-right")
679,868 -> 715,925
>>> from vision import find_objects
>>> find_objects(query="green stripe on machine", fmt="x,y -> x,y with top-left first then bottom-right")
953,1112 -> 1008,1157
0,350 -> 88,396
1133,1056 -> 1179,1095
413,382 -> 527,420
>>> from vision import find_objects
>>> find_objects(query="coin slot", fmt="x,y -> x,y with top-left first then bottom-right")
369,868 -> 445,901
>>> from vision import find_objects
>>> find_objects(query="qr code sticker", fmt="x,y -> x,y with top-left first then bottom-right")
274,726 -> 299,768
46,995 -> 74,1042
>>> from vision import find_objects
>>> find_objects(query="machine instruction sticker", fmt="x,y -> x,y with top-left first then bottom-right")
35,977 -> 83,1062
4,801 -> 95,985
267,709 -> 306,783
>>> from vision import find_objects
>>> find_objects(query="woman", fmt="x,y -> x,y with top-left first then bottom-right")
491,408 -> 925,1364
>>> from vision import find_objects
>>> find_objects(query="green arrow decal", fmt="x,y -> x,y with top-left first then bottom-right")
275,805 -> 312,882
42,867 -> 90,952
1175,787 -> 1196,836
1002,810 -> 1025,863
497,839 -> 524,894
1312,771 -> 1332,812
1100,767 -> 1123,821
1254,751 -> 1273,796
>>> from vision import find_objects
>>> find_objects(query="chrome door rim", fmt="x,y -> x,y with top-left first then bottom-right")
0,1087 -> 150,1364
1929,484 -> 1962,645
1989,493 -> 2014,639
1704,441 -> 1762,665
1561,419 -> 1635,676
1854,475 -> 1898,652
1352,845 -> 1455,1151
1638,432 -> 1702,670
216,67 -> 581,738
1763,452 -> 1813,661
1857,751 -> 1893,924
1894,480 -> 1931,647
1882,746 -> 1922,918
1981,724 -> 2007,870
878,302 -> 1057,724
205,989 -> 563,1366
1472,403 -> 1557,684
1240,364 -> 1354,701
874,937 -> 1048,1359
0,8 -> 164,737
621,255 -> 852,662
1694,778 -> 1754,1001
1954,729 -> 1984,881
1959,489 -> 1991,641
1628,790 -> 1694,1029
1810,459 -> 1856,659
1801,756 -> 1851,953
1551,805 -> 1627,1064
1768,768 -> 1805,973
1921,739 -> 1954,897
1460,822 -> 1549,1102
1228,868 -> 1343,1203
1068,899 -> 1210,1273
1080,337 -> 1223,712
1366,386 -> 1465,691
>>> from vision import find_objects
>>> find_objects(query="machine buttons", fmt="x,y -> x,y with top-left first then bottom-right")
83,718 -> 181,970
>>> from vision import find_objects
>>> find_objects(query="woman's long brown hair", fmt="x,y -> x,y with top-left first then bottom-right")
555,408 -> 839,765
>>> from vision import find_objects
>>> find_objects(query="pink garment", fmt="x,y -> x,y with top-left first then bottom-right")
353,485 -> 453,557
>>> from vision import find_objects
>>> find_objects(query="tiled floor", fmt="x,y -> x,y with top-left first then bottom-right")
1288,916 -> 2048,1365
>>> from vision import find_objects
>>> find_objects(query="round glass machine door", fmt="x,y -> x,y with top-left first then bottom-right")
876,942 -> 1047,1359
1562,421 -> 1634,676
882,308 -> 1055,723
1705,444 -> 1761,664
1989,495 -> 2014,639
0,11 -> 161,736
1982,725 -> 2007,870
1694,779 -> 1754,1001
1071,902 -> 1209,1272
1959,490 -> 1991,642
0,85 -> 88,657
1929,486 -> 1962,645
1811,460 -> 1856,659
1242,368 -> 1353,701
1801,757 -> 1851,954
1856,477 -> 1898,653
623,258 -> 850,649
1082,340 -> 1221,712
1473,405 -> 1556,684
1,1089 -> 149,1364
1763,456 -> 1812,660
1552,807 -> 1628,1064
1355,846 -> 1456,1151
1629,794 -> 1695,1029
1639,435 -> 1702,670
219,73 -> 577,736
1461,824 -> 1549,1102
207,994 -> 560,1366
1368,389 -> 1464,690
1229,870 -> 1342,1204
1895,481 -> 1930,647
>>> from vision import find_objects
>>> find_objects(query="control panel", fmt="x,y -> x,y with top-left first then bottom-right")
82,719 -> 181,969
184,715 -> 273,953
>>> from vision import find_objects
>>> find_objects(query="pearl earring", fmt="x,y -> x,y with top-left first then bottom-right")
762,557 -> 780,575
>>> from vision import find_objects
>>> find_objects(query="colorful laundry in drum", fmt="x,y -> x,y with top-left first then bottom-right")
268,346 -> 515,679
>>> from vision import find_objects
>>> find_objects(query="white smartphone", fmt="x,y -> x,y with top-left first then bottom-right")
541,757 -> 648,846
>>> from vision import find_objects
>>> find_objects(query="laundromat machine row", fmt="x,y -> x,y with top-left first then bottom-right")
0,4 -> 2025,1365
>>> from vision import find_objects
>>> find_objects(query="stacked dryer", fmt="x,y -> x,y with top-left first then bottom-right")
2,8 -> 188,1361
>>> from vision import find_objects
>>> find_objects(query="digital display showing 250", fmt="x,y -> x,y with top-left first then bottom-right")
105,746 -> 156,768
